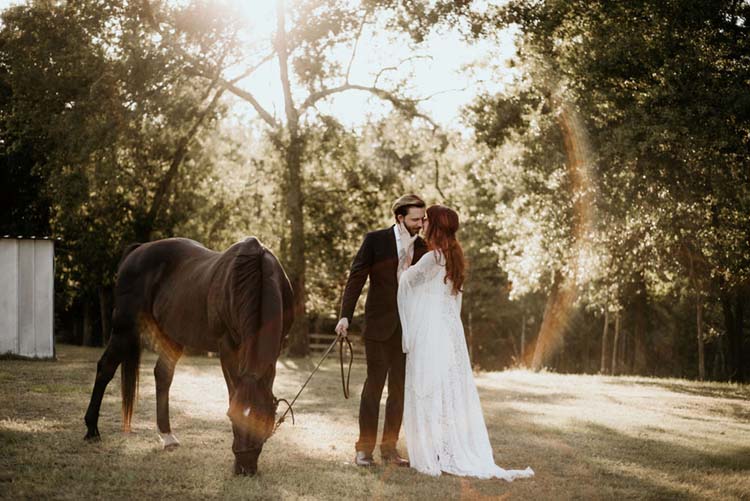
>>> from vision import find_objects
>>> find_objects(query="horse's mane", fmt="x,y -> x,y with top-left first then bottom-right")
221,238 -> 293,378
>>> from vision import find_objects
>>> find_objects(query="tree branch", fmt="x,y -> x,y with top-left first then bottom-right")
415,82 -> 482,103
219,80 -> 279,127
227,50 -> 276,85
144,85 -> 227,236
140,0 -> 278,128
345,10 -> 369,84
276,0 -> 299,131
373,55 -> 432,87
300,83 -> 437,129
182,65 -> 278,127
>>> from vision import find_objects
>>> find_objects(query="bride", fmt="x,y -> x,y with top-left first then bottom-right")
397,205 -> 534,480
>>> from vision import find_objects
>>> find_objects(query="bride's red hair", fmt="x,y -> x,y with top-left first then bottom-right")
424,205 -> 466,295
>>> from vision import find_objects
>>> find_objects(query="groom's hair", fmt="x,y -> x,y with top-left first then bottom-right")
392,194 -> 426,221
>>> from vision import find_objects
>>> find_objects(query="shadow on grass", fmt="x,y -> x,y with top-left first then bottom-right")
481,388 -> 579,407
611,378 -> 750,401
4,345 -> 749,500
480,394 -> 750,500
574,420 -> 750,499
602,378 -> 750,425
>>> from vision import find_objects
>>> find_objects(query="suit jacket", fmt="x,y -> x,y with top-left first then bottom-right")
340,226 -> 428,341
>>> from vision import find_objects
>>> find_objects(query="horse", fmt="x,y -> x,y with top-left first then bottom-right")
83,237 -> 294,475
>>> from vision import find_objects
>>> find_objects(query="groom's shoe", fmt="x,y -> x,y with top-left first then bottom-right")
381,451 -> 410,467
355,451 -> 376,467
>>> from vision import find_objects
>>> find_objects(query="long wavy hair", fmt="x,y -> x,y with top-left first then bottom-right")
424,205 -> 466,295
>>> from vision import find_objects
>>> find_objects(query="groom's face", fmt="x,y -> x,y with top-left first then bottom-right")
399,207 -> 425,236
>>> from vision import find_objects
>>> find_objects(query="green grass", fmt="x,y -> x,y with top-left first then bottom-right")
1,344 -> 749,500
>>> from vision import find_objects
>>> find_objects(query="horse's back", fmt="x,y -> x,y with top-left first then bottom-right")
115,238 -> 224,349
119,237 -> 212,271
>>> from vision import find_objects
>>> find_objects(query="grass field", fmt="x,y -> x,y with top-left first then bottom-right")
1,344 -> 749,500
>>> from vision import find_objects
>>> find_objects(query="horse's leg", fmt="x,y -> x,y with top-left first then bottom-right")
83,331 -> 132,441
218,338 -> 239,404
84,292 -> 143,441
154,343 -> 183,450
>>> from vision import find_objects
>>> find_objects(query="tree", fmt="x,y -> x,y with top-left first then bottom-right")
464,0 -> 750,378
143,0 -> 439,355
0,0 -> 242,344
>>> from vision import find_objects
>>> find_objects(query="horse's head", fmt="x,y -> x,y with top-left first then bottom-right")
227,371 -> 278,475
223,240 -> 295,476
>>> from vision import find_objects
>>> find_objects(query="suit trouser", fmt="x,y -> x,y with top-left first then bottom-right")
355,327 -> 406,455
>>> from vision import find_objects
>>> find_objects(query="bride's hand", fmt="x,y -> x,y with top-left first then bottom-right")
398,221 -> 418,247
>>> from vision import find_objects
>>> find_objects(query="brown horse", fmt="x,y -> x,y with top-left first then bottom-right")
83,237 -> 294,475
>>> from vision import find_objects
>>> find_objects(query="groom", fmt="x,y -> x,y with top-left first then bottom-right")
335,194 -> 428,467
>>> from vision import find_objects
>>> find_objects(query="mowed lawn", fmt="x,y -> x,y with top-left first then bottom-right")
1,344 -> 749,500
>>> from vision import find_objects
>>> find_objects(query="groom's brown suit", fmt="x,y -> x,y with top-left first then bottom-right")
340,225 -> 427,456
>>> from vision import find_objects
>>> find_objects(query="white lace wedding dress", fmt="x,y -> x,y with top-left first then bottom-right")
397,250 -> 534,480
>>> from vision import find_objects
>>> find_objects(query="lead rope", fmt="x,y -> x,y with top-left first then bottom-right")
273,331 -> 353,435
339,334 -> 353,399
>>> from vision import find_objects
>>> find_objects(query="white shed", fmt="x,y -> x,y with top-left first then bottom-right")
0,236 -> 55,358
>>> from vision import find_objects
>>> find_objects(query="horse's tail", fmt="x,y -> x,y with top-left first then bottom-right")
116,241 -> 142,432
120,322 -> 141,433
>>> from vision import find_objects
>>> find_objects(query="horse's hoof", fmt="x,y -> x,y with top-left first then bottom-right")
159,432 -> 180,449
84,430 -> 101,442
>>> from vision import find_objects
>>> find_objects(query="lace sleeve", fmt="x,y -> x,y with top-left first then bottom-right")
399,251 -> 443,354
399,251 -> 443,290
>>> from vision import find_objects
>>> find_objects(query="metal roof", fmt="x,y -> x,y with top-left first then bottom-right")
1,235 -> 61,241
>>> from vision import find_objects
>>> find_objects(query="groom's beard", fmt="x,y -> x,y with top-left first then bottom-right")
406,226 -> 421,237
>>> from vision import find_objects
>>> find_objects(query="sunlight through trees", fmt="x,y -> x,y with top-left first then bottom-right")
1,0 -> 747,381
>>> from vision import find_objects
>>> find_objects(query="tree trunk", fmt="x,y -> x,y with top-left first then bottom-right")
721,292 -> 738,380
618,313 -> 624,374
697,297 -> 705,381
600,309 -> 609,374
611,311 -> 621,375
98,286 -> 112,346
632,281 -> 649,374
583,319 -> 591,373
283,136 -> 309,356
736,290 -> 746,382
133,87 -> 225,243
520,313 -> 526,367
721,289 -> 746,382
275,0 -> 309,357
82,302 -> 94,347
712,334 -> 726,381
73,314 -> 83,346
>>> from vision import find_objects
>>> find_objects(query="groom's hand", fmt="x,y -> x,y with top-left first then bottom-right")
335,317 -> 349,338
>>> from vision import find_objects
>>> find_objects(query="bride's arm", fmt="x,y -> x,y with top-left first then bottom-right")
398,251 -> 442,353
399,251 -> 442,290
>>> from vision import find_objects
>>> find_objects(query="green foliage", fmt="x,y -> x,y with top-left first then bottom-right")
2,0 -> 746,378
301,112 -> 443,319
461,0 -> 750,378
0,0 -> 243,315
